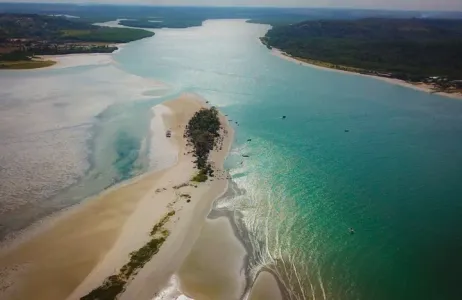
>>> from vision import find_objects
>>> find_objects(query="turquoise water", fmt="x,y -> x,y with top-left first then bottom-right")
113,20 -> 462,299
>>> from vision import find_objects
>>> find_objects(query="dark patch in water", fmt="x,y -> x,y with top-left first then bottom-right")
114,131 -> 141,182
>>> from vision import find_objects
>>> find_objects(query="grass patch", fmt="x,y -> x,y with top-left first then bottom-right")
63,27 -> 154,43
150,210 -> 175,236
61,29 -> 92,36
0,60 -> 56,69
80,275 -> 125,300
192,169 -> 208,182
80,210 -> 175,300
119,236 -> 167,278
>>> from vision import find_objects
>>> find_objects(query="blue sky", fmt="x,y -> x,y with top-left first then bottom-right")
1,0 -> 462,11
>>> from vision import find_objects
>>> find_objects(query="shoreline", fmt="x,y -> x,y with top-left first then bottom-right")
1,42 -> 124,71
0,51 -> 118,71
38,51 -> 117,69
271,48 -> 462,101
0,93 -> 234,300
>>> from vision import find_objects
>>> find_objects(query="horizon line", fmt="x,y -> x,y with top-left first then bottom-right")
0,1 -> 462,13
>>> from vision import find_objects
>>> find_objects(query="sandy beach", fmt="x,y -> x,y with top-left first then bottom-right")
271,48 -> 462,101
38,52 -> 115,69
0,93 -> 234,300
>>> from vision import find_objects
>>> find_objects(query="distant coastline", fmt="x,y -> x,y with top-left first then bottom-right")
269,46 -> 462,101
1,44 -> 121,70
260,18 -> 462,101
0,14 -> 154,70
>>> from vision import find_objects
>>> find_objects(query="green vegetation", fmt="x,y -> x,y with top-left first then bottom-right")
185,107 -> 221,182
0,13 -> 154,68
264,18 -> 462,81
192,169 -> 208,183
81,210 -> 175,300
0,59 -> 55,69
0,49 -> 55,69
81,275 -> 125,300
60,29 -> 92,36
0,14 -> 154,42
60,27 -> 154,43
0,13 -> 89,40
150,210 -> 175,236
4,3 -> 454,29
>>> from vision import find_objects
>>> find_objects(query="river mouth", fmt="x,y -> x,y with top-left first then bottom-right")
2,19 -> 462,300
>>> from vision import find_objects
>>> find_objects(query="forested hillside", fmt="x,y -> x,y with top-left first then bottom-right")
263,18 -> 462,81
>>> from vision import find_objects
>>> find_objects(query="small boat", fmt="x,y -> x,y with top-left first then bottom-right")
242,155 -> 250,158
166,130 -> 172,138
282,116 -> 286,119
349,227 -> 355,235
247,139 -> 252,142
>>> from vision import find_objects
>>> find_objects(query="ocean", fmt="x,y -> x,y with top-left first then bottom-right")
1,19 -> 462,299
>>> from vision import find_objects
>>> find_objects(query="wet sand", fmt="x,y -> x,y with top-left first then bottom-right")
39,53 -> 114,69
248,271 -> 283,300
176,216 -> 247,300
0,93 -> 234,300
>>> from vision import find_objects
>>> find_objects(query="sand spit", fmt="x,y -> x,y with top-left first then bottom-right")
0,93 -> 233,300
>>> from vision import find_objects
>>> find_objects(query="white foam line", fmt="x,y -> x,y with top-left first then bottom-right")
151,275 -> 193,300
263,198 -> 276,264
290,253 -> 310,300
318,270 -> 327,300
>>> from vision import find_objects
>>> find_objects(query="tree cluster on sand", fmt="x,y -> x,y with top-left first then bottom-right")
184,107 -> 222,182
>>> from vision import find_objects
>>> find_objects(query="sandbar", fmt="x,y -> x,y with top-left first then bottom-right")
0,93 -> 234,300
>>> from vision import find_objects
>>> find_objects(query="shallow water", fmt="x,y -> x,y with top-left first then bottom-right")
2,19 -> 462,300
0,60 -> 172,239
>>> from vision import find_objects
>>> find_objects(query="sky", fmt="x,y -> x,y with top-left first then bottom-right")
1,0 -> 462,11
